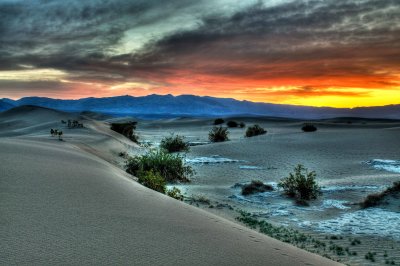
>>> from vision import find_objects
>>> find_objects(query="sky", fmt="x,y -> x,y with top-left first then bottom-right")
0,0 -> 399,107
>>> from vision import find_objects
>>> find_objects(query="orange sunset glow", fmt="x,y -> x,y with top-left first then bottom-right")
0,0 -> 399,108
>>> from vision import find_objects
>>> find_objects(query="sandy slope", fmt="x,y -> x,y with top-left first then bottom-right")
0,108 -> 339,265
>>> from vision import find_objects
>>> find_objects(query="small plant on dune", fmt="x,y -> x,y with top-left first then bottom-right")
360,181 -> 400,208
209,127 -> 229,142
227,120 -> 238,127
302,123 -> 317,132
213,118 -> 225,125
110,121 -> 139,143
239,122 -> 246,128
126,149 -> 194,183
160,134 -> 190,153
167,187 -> 184,201
241,180 -> 273,196
58,131 -> 63,141
245,124 -> 267,137
278,164 -> 321,202
137,170 -> 166,193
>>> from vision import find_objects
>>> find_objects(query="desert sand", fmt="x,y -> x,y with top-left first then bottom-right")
0,106 -> 340,265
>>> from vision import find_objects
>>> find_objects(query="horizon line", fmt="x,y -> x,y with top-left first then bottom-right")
2,93 -> 400,110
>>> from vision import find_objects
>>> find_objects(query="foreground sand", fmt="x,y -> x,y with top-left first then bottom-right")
0,108 -> 339,265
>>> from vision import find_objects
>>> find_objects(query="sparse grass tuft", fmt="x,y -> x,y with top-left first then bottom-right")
365,251 -> 376,262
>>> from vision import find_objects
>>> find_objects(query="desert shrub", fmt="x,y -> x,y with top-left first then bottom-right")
278,164 -> 321,201
137,170 -> 166,193
245,124 -> 267,137
302,124 -> 317,132
167,187 -> 184,201
118,151 -> 128,158
126,150 -> 193,183
227,120 -> 238,127
239,122 -> 246,128
241,180 -> 273,196
360,181 -> 400,208
209,127 -> 229,142
160,134 -> 189,153
214,118 -> 225,125
360,193 -> 383,208
111,121 -> 139,143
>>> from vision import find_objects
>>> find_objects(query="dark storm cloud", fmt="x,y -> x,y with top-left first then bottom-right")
125,0 -> 400,81
0,0 -> 202,70
0,0 -> 399,91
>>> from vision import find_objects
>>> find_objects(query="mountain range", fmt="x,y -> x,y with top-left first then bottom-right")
1,94 -> 399,119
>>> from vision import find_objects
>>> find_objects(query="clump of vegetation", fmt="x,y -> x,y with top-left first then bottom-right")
118,151 -> 128,158
188,195 -> 211,205
245,124 -> 267,137
137,170 -> 166,193
302,123 -> 317,132
167,187 -> 184,201
360,181 -> 400,208
126,149 -> 194,183
278,164 -> 321,202
213,118 -> 225,125
209,127 -> 229,142
239,122 -> 245,128
67,119 -> 84,128
329,244 -> 345,256
241,180 -> 273,196
136,170 -> 185,200
110,121 -> 139,143
227,120 -> 239,127
160,134 -> 189,153
50,128 -> 63,141
350,238 -> 361,246
365,251 -> 376,262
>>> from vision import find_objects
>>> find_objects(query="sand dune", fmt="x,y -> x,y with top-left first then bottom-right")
0,107 -> 339,265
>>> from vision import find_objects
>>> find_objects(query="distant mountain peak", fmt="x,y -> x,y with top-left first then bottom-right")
1,95 -> 399,119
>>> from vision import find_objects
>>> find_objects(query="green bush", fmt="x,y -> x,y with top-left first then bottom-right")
209,127 -> 229,142
126,150 -> 194,183
111,121 -> 139,142
214,118 -> 225,125
137,170 -> 166,193
245,124 -> 267,137
239,122 -> 246,128
160,134 -> 189,153
278,164 -> 321,201
227,120 -> 238,127
167,187 -> 184,201
302,124 -> 317,132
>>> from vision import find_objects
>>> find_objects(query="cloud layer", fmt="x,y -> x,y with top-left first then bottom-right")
0,0 -> 399,106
